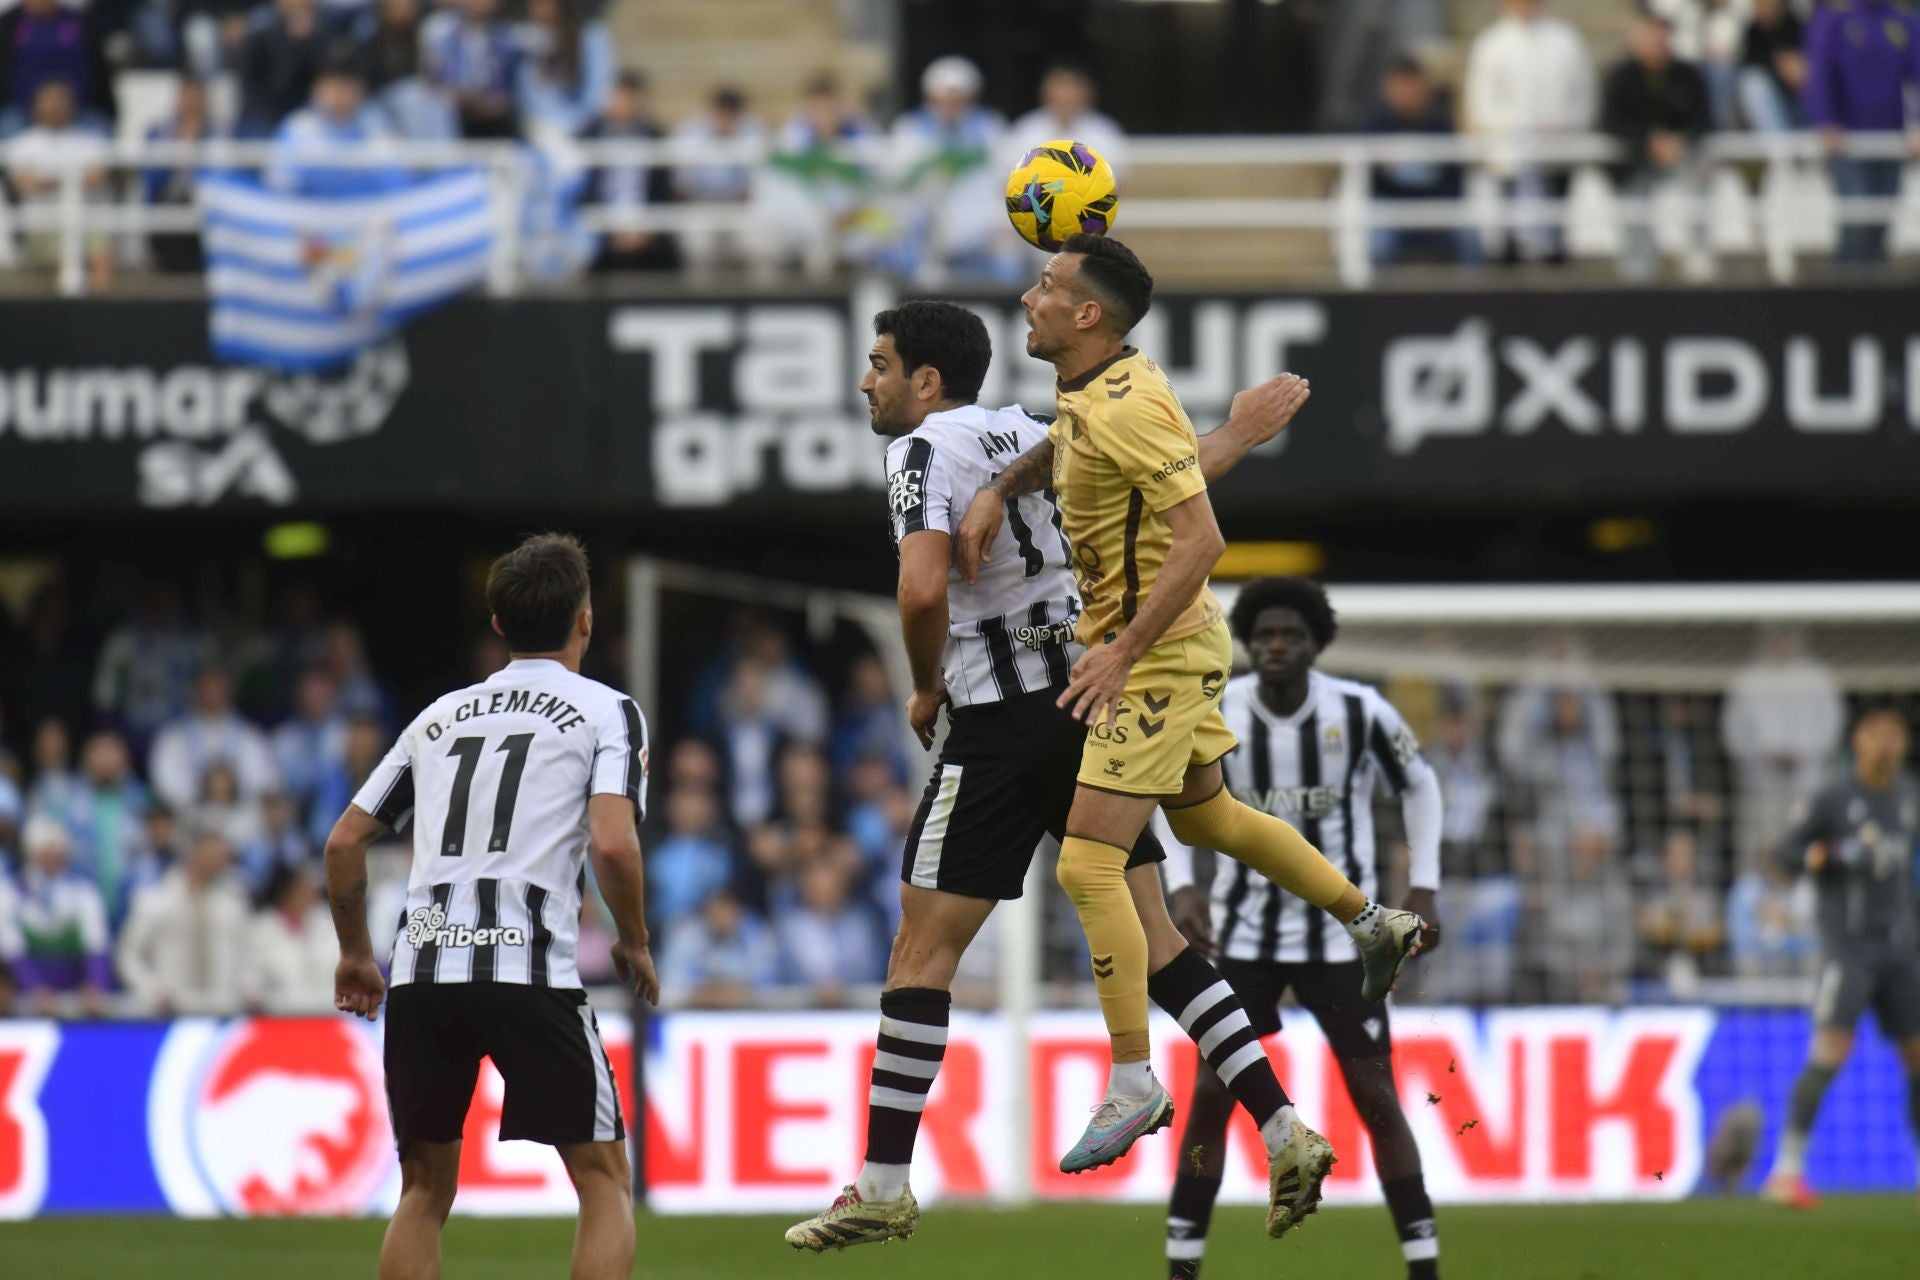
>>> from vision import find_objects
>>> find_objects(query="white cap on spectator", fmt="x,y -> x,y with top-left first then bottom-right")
23,814 -> 69,858
922,56 -> 983,100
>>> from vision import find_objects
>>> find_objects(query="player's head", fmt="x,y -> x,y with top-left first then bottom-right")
1231,576 -> 1337,688
1851,702 -> 1909,778
487,532 -> 592,659
1022,234 -> 1153,362
862,301 -> 991,437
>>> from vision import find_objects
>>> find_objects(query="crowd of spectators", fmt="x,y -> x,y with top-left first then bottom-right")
1360,0 -> 1920,271
0,572 -> 1893,1018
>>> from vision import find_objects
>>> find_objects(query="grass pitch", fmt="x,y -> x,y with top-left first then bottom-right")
12,1197 -> 1914,1280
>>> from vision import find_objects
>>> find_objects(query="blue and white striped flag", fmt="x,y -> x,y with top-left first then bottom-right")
199,171 -> 493,371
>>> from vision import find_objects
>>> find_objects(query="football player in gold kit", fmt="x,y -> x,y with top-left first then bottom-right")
956,235 -> 1426,1229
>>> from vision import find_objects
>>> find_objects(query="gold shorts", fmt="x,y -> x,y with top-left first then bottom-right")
1076,620 -> 1238,796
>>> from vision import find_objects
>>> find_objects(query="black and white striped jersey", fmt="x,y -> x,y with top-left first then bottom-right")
886,403 -> 1079,709
352,657 -> 649,989
1163,671 -> 1442,965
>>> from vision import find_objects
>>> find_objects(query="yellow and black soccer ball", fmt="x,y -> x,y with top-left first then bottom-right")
1005,139 -> 1119,252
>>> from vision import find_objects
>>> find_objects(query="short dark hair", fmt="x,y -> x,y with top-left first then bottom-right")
1853,700 -> 1909,732
616,68 -> 648,94
487,533 -> 591,653
872,301 -> 992,404
1062,233 -> 1152,335
1384,53 -> 1428,79
1229,576 -> 1338,650
713,86 -> 746,113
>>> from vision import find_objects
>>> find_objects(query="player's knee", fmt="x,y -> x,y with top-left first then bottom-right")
560,1141 -> 632,1199
1056,838 -> 1117,904
398,1148 -> 460,1220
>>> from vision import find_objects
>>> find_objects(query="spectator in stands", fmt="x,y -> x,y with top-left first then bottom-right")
143,79 -> 219,274
587,69 -> 681,273
354,0 -> 455,139
763,72 -> 881,276
11,817 -> 111,1017
0,874 -> 21,1010
188,761 -> 266,864
116,830 -> 251,1015
1726,857 -> 1817,978
1364,54 -> 1479,267
238,791 -> 312,897
123,801 -> 181,917
830,653 -> 905,781
0,0 -> 114,135
237,0 -> 332,137
316,620 -> 385,722
1011,63 -> 1127,177
717,638 -> 829,828
1804,0 -> 1920,263
1530,822 -> 1636,1003
267,58 -> 408,196
1499,636 -> 1622,881
308,711 -> 384,847
1428,686 -> 1498,872
517,0 -> 614,141
1721,627 -> 1842,874
246,863 -> 336,1011
44,731 -> 148,926
1636,828 -> 1725,998
1463,0 -> 1597,263
148,665 -> 279,815
1646,0 -> 1748,128
841,753 -> 910,882
658,886 -> 782,1007
1738,0 -> 1807,132
888,56 -> 1020,282
1601,14 -> 1714,280
272,670 -> 347,815
648,786 -> 736,930
671,86 -> 766,274
0,767 -> 20,864
773,859 -> 884,1002
421,0 -> 524,140
4,79 -> 114,290
24,717 -> 75,824
93,586 -> 212,752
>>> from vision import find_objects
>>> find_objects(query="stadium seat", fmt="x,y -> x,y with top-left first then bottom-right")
1567,166 -> 1622,258
1708,168 -> 1758,255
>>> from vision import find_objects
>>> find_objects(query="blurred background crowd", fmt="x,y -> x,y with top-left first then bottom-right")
0,566 -> 1905,1018
2,0 -> 1919,291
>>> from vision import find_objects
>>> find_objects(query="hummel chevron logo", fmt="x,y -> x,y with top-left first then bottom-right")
1139,717 -> 1165,738
1142,691 -> 1171,714
1107,385 -> 1132,399
1105,372 -> 1130,383
1092,953 -> 1115,978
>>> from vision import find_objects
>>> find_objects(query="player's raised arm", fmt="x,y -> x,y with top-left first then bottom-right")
954,439 -> 1054,584
1198,372 -> 1312,483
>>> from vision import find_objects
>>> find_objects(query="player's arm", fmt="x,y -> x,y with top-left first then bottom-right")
898,529 -> 952,750
324,803 -> 389,1021
954,439 -> 1054,583
588,793 -> 660,1005
1061,489 -> 1224,726
1778,791 -> 1835,875
1390,731 -> 1445,951
1197,372 -> 1312,484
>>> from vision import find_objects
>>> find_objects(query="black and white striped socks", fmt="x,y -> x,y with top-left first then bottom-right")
1148,947 -> 1290,1128
856,986 -> 950,1202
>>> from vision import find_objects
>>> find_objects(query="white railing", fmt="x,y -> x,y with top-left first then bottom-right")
2,130 -> 1915,295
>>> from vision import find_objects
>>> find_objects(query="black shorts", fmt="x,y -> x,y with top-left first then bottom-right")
1812,948 -> 1920,1039
384,982 -> 624,1155
900,686 -> 1164,901
1217,958 -> 1392,1060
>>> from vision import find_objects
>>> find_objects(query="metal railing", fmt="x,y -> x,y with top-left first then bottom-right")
2,129 -> 1914,294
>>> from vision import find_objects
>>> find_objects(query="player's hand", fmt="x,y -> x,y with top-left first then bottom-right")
1170,886 -> 1215,957
1227,373 -> 1311,450
907,687 -> 948,750
1059,639 -> 1132,728
334,953 -> 387,1022
613,938 -> 661,1006
1402,887 -> 1442,953
1804,841 -> 1829,873
954,488 -> 1005,584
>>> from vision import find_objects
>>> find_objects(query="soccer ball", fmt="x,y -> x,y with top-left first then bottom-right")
1004,140 -> 1119,252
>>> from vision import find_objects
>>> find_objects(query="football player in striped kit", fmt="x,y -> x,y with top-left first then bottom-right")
324,533 -> 655,1280
1159,576 -> 1444,1280
785,301 -> 1330,1251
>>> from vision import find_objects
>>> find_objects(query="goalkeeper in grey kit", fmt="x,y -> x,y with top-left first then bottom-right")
1761,703 -> 1920,1208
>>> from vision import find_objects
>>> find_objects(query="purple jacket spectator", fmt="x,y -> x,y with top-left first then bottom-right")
1803,0 -> 1920,131
0,0 -> 114,127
